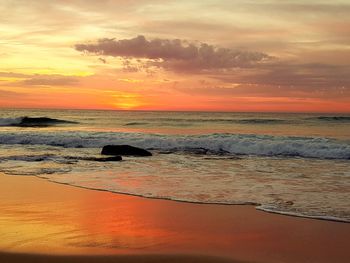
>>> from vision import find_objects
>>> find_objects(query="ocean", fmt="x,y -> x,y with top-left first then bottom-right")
0,108 -> 349,222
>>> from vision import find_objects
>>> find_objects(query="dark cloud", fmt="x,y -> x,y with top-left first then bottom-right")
75,35 -> 271,72
98,57 -> 107,64
173,62 -> 350,101
75,36 -> 349,97
214,63 -> 350,89
176,83 -> 350,101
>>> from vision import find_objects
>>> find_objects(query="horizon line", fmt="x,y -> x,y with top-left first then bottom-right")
1,106 -> 349,115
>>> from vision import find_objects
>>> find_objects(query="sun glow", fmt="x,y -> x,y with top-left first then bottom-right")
112,93 -> 143,110
0,1 -> 348,112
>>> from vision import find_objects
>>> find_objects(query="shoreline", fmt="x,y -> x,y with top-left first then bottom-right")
0,252 -> 238,263
1,173 -> 350,262
41,176 -> 349,224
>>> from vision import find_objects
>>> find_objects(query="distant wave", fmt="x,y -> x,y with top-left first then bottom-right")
0,154 -> 54,162
187,118 -> 287,124
237,119 -> 287,124
124,122 -> 149,126
124,118 -> 289,125
0,117 -> 77,127
121,116 -> 350,126
311,116 -> 350,122
0,131 -> 349,159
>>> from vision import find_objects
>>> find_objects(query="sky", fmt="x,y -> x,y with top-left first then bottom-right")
0,0 -> 349,112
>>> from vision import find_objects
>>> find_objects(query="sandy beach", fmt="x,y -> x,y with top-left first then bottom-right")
1,0 -> 350,262
0,172 -> 349,263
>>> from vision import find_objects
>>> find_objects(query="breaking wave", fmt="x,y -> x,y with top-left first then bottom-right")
124,122 -> 149,126
237,119 -> 287,124
125,118 -> 289,124
0,131 -> 349,159
0,116 -> 77,127
310,116 -> 350,122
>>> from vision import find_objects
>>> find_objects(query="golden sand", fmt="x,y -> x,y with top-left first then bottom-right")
0,173 -> 349,263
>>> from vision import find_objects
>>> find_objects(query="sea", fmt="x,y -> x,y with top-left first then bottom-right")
0,109 -> 349,222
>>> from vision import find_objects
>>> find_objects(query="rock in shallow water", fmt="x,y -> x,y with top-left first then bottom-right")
92,156 -> 123,162
101,145 -> 152,157
68,156 -> 123,162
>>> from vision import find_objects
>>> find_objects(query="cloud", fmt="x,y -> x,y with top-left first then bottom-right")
21,75 -> 79,86
0,72 -> 80,86
74,36 -> 349,96
177,84 -> 349,100
75,35 -> 272,72
214,63 -> 350,89
98,57 -> 107,64
0,72 -> 30,78
172,61 -> 350,101
0,89 -> 24,98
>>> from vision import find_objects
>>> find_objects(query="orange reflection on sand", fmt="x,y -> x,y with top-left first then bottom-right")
1,173 -> 350,263
77,191 -> 179,251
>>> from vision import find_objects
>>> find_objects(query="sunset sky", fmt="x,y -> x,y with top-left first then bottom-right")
0,0 -> 349,112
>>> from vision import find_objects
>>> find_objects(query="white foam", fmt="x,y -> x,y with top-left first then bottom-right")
0,143 -> 349,222
0,131 -> 349,159
257,205 -> 350,223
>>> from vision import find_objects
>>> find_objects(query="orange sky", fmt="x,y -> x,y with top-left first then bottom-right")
0,0 -> 349,112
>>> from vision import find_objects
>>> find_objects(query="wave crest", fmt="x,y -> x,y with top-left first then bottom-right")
311,116 -> 350,122
0,116 -> 77,127
0,131 -> 349,159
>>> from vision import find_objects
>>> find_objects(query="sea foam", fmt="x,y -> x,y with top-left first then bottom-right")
0,131 -> 349,159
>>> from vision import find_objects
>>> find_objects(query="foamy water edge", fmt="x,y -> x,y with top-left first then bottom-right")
35,175 -> 350,223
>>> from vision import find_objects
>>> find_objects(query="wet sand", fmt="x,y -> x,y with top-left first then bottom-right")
0,252 -> 240,263
0,173 -> 349,263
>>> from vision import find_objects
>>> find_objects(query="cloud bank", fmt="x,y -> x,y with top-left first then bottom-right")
74,36 -> 349,100
75,35 -> 271,72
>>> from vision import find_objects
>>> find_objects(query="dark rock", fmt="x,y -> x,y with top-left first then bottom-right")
89,156 -> 122,162
17,116 -> 78,127
183,147 -> 208,154
68,156 -> 122,162
101,145 -> 152,157
158,150 -> 175,154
